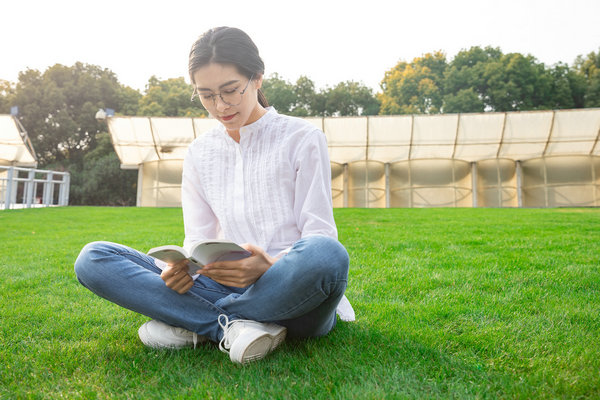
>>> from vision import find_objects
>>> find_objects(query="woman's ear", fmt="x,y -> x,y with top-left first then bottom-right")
253,74 -> 263,90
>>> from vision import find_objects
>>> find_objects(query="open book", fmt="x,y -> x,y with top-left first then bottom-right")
147,239 -> 251,275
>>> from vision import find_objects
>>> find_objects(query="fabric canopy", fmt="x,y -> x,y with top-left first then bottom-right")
108,109 -> 600,168
0,115 -> 37,166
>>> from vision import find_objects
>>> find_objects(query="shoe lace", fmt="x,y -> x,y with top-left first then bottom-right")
218,314 -> 232,353
218,314 -> 246,353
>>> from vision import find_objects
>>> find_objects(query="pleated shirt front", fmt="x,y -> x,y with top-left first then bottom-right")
181,108 -> 337,257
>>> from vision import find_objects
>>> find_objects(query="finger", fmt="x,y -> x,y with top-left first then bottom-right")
168,274 -> 193,293
163,267 -> 191,284
239,243 -> 254,252
172,279 -> 194,294
206,258 -> 250,271
171,259 -> 190,271
202,265 -> 244,280
177,279 -> 194,294
162,268 -> 182,281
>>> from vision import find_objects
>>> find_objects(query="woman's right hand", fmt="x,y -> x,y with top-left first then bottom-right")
161,259 -> 194,294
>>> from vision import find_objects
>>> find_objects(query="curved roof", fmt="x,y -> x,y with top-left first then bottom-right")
0,115 -> 37,166
107,108 -> 600,168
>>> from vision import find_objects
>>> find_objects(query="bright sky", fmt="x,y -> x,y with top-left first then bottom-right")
2,0 -> 599,94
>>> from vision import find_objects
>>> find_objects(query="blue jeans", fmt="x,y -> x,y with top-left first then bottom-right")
74,235 -> 349,342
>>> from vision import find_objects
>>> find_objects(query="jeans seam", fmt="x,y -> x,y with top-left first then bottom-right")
185,290 -> 228,316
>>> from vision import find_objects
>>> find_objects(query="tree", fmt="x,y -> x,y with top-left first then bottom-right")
443,88 -> 485,113
13,63 -> 139,166
575,49 -> 600,107
319,81 -> 380,116
0,80 -> 16,113
293,76 -> 318,116
547,62 -> 586,109
261,73 -> 298,115
138,76 -> 206,117
68,132 -> 137,206
442,46 -> 500,113
379,51 -> 447,115
262,74 -> 378,117
480,52 -> 553,111
440,46 -> 583,113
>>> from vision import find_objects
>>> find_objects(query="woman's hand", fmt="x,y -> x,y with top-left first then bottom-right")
161,259 -> 194,294
197,243 -> 276,288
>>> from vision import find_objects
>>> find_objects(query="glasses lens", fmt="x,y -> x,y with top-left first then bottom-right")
221,91 -> 242,106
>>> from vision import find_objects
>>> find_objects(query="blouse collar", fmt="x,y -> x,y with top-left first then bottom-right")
239,107 -> 277,136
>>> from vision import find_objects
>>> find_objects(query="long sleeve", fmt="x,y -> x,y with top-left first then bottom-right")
292,130 -> 338,240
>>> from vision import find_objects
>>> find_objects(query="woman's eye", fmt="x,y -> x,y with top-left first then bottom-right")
223,88 -> 238,94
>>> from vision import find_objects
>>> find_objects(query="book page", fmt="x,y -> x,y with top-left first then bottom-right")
191,241 -> 251,265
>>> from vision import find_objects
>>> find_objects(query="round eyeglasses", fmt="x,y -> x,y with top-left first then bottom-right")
191,74 -> 254,107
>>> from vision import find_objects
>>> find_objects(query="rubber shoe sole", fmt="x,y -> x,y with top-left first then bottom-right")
229,325 -> 287,364
138,320 -> 204,349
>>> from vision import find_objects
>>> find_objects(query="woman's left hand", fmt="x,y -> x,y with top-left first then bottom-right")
196,243 -> 276,288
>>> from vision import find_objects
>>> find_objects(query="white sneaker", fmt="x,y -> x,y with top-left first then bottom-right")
218,314 -> 287,364
138,320 -> 206,349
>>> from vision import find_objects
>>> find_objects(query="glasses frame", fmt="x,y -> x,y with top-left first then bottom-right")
191,74 -> 255,107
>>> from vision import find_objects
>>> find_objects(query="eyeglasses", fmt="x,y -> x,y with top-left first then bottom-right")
191,74 -> 254,106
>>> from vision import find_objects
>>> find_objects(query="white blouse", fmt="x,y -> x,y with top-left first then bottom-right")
180,108 -> 355,321
181,107 -> 337,256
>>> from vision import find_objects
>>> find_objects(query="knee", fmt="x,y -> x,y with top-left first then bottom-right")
73,241 -> 113,282
300,235 -> 350,278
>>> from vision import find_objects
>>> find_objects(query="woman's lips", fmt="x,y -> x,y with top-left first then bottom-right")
220,113 -> 237,122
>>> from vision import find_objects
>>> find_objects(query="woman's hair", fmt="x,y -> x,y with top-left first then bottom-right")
189,27 -> 269,107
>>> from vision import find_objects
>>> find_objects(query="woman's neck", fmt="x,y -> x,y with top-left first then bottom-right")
227,105 -> 268,143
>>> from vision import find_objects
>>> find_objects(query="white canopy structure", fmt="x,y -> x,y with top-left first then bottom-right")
0,114 -> 37,167
1,114 -> 70,209
107,108 -> 600,208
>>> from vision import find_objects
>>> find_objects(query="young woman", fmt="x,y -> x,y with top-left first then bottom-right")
74,26 -> 353,364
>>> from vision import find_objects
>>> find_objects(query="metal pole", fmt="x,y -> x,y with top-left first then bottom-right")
58,173 -> 70,206
136,164 -> 144,207
472,162 -> 478,208
343,163 -> 348,208
385,163 -> 390,208
44,171 -> 54,206
26,169 -> 35,208
4,167 -> 14,210
516,161 -> 523,208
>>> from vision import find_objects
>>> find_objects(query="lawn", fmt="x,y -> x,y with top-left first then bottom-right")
1,207 -> 599,399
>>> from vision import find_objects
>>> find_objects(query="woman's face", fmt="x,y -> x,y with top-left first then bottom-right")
192,63 -> 264,134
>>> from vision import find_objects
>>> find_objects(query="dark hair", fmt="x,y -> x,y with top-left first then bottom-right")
188,27 -> 269,107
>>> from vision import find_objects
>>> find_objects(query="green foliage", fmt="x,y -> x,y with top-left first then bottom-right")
0,79 -> 16,113
381,46 -> 598,114
318,81 -> 381,116
68,132 -> 137,206
379,51 -> 447,114
12,63 -> 140,166
1,207 -> 599,398
261,73 -> 300,115
262,73 -> 379,117
138,76 -> 207,117
548,62 -> 586,109
575,48 -> 600,107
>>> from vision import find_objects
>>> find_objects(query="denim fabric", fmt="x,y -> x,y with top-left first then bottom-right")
74,235 -> 349,342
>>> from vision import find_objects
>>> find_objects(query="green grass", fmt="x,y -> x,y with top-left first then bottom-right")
1,207 -> 599,399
